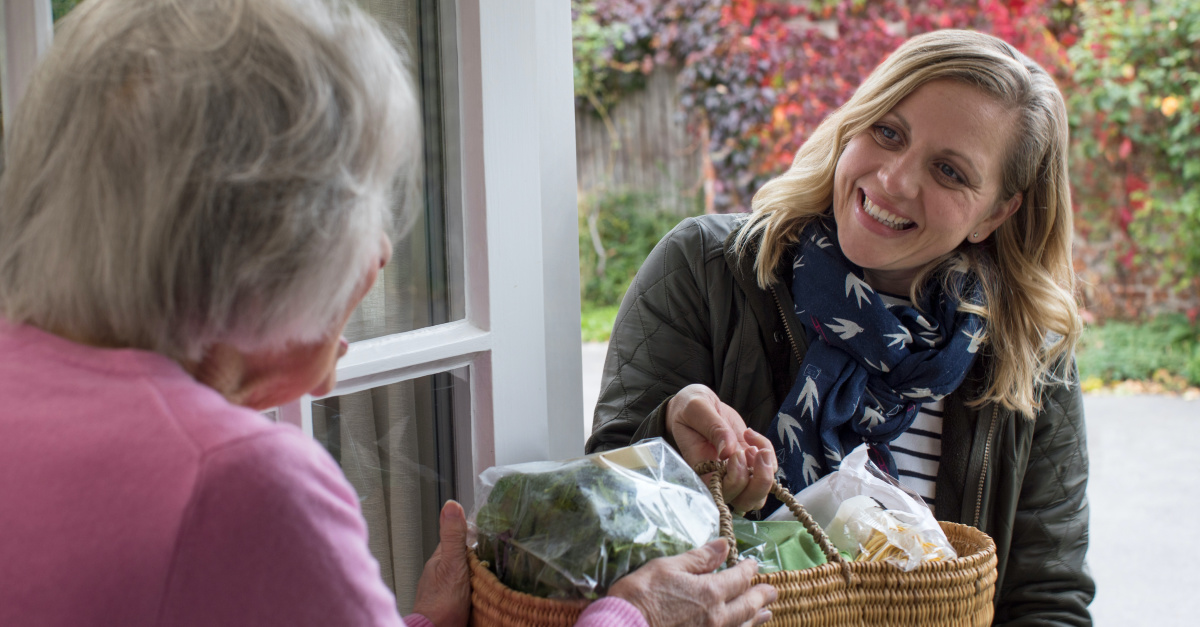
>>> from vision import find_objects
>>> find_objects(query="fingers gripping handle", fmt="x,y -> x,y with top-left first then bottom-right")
694,460 -> 846,567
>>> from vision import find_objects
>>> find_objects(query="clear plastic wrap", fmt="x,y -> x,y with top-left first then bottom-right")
471,438 -> 719,599
766,444 -> 956,571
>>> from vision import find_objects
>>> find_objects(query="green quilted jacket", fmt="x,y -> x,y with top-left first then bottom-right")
586,214 -> 1095,625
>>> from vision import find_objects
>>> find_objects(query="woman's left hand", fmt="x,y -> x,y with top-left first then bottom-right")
666,384 -> 777,514
411,500 -> 471,627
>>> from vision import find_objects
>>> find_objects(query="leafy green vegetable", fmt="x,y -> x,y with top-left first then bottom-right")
475,440 -> 717,599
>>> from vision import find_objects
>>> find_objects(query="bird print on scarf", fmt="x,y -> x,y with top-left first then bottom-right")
766,219 -> 985,494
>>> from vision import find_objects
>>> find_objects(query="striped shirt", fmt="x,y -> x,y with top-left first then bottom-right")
875,292 -> 944,507
890,402 -> 943,507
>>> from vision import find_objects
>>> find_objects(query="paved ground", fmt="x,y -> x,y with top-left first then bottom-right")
581,342 -> 1199,626
1085,394 -> 1198,626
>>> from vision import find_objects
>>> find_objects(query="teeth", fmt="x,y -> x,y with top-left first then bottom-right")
863,196 -> 913,230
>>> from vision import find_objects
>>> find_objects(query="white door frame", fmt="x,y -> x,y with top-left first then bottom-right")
281,0 -> 585,503
1,0 -> 54,137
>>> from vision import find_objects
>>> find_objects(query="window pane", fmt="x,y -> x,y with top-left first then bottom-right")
345,0 -> 464,343
52,0 -> 83,22
311,367 -> 468,615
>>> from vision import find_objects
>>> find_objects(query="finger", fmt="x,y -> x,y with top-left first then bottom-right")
717,403 -> 752,436
688,402 -> 738,460
730,448 -> 775,513
702,556 -> 760,603
724,584 -> 778,626
439,500 -> 469,552
742,428 -> 775,459
707,422 -> 738,460
659,539 -> 730,574
671,396 -> 735,461
683,387 -> 740,460
723,448 -> 752,509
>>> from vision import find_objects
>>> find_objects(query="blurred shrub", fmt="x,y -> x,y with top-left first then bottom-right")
1067,0 -> 1200,286
580,305 -> 622,343
52,0 -> 83,21
1076,314 -> 1200,385
578,190 -> 684,311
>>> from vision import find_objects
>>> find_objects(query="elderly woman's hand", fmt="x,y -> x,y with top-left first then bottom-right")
666,384 -> 777,514
411,501 -> 471,627
609,540 -> 776,627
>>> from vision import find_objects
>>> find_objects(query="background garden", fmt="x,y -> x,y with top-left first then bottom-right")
574,0 -> 1200,394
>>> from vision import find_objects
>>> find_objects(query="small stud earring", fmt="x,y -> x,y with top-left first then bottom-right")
972,231 -> 980,241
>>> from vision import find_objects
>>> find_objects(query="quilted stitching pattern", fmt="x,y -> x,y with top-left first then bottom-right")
996,380 -> 1095,625
589,216 -> 780,452
586,214 -> 1095,624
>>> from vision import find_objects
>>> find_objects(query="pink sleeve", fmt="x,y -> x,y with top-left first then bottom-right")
575,597 -> 649,627
157,430 -> 404,627
402,614 -> 433,627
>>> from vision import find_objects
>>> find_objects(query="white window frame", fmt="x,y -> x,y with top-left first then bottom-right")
1,0 -> 54,137
278,0 -> 586,506
3,0 -> 586,505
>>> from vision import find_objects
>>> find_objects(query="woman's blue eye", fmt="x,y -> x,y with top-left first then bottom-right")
939,163 -> 963,182
876,125 -> 898,141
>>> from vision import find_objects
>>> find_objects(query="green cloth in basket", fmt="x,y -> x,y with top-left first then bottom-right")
732,517 -> 829,573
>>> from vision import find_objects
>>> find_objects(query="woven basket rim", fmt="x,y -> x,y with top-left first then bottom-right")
469,549 -> 592,610
469,520 -> 996,597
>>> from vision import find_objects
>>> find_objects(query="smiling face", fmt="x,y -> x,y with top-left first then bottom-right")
832,79 -> 1023,295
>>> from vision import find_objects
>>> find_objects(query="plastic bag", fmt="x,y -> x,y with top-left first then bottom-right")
472,438 -> 719,599
765,444 -> 956,571
732,517 -> 828,574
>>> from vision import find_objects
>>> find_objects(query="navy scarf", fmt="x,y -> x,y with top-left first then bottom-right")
767,219 -> 985,493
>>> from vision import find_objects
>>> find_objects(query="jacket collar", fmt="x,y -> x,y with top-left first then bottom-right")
723,218 -> 810,358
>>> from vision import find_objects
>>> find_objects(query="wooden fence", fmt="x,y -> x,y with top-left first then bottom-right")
574,67 -> 704,216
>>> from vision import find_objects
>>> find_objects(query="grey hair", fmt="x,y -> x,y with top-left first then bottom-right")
0,0 -> 419,361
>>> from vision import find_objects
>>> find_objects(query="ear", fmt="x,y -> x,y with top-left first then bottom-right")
970,192 -> 1022,244
183,342 -> 250,405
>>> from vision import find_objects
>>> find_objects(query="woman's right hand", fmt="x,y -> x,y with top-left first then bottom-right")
666,384 -> 776,513
608,540 -> 776,627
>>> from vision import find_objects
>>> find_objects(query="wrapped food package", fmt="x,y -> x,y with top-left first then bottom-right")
732,517 -> 828,574
767,444 -> 956,572
472,438 -> 719,599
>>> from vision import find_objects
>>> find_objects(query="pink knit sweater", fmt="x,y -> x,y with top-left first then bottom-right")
0,321 -> 646,627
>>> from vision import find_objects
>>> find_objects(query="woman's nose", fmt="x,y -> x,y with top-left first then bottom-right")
878,152 -> 920,199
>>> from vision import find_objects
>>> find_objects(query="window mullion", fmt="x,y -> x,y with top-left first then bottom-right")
1,0 -> 54,136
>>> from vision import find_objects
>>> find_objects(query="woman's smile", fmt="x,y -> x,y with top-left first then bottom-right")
858,189 -> 915,232
832,79 -> 1023,294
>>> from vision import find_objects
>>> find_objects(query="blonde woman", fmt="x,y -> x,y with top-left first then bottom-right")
0,1 -> 776,625
589,29 -> 1093,623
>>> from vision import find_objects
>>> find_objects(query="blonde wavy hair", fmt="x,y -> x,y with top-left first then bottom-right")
734,29 -> 1080,418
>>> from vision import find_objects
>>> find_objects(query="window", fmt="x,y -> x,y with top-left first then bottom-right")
2,0 -> 583,613
279,1 -> 586,610
311,370 -> 469,612
1,1 -> 53,142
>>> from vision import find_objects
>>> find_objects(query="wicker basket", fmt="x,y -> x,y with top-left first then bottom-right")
469,460 -> 998,627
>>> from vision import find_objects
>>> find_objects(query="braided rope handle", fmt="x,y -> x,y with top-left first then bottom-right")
694,460 -> 848,573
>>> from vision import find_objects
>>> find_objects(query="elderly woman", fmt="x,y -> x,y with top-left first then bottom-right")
0,1 -> 776,626
589,29 -> 1095,624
